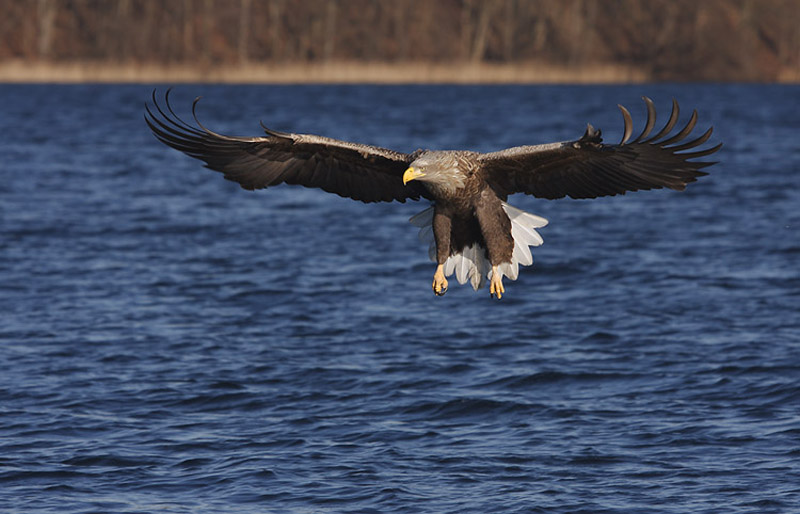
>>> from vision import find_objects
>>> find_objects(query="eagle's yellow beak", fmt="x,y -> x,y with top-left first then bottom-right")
403,167 -> 425,185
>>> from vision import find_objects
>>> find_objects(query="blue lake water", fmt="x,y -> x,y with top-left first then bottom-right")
1,83 -> 798,513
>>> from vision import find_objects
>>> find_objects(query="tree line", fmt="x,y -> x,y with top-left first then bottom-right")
1,0 -> 798,81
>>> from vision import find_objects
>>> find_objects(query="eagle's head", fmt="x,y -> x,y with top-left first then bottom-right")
403,151 -> 467,195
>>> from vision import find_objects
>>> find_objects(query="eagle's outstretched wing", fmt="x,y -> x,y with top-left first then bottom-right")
145,91 -> 429,203
479,97 -> 721,199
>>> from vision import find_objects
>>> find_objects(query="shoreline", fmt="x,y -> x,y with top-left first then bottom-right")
0,60 -> 651,84
2,60 -> 798,85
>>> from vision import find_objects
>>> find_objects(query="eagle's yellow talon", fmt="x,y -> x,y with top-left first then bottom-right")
490,273 -> 504,299
432,265 -> 448,296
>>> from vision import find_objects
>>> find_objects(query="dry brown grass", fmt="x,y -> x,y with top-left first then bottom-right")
0,60 -> 653,84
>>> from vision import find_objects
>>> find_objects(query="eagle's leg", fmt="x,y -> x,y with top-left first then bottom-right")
432,264 -> 448,296
475,190 -> 514,300
490,266 -> 504,299
432,207 -> 452,297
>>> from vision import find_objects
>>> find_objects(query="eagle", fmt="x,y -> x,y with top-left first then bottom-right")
145,91 -> 720,299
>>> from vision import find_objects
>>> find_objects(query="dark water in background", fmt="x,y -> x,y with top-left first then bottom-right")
1,83 -> 798,513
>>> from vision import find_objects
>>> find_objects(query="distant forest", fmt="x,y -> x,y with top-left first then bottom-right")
1,0 -> 798,81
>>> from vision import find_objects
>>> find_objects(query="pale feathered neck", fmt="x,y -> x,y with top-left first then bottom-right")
412,151 -> 468,196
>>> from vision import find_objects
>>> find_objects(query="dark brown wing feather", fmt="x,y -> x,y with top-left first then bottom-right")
479,97 -> 722,200
145,90 -> 428,203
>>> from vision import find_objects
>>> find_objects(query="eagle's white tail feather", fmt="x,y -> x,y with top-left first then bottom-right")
443,253 -> 456,277
498,260 -> 519,281
456,253 -> 469,284
409,202 -> 547,290
493,202 -> 548,283
470,246 -> 490,290
513,240 -> 533,267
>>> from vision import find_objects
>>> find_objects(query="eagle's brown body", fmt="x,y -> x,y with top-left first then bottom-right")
414,151 -> 512,269
433,176 -> 514,269
146,92 -> 721,298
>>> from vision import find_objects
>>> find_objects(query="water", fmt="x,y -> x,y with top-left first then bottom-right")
1,83 -> 798,513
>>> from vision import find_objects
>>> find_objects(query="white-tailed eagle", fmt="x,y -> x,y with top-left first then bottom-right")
145,91 -> 720,298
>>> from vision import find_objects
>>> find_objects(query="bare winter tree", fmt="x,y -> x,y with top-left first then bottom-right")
239,0 -> 251,63
37,0 -> 56,59
0,0 -> 797,80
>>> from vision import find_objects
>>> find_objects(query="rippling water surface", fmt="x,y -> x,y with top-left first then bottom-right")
1,84 -> 799,513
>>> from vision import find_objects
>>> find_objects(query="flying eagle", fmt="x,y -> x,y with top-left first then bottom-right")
145,91 -> 720,299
